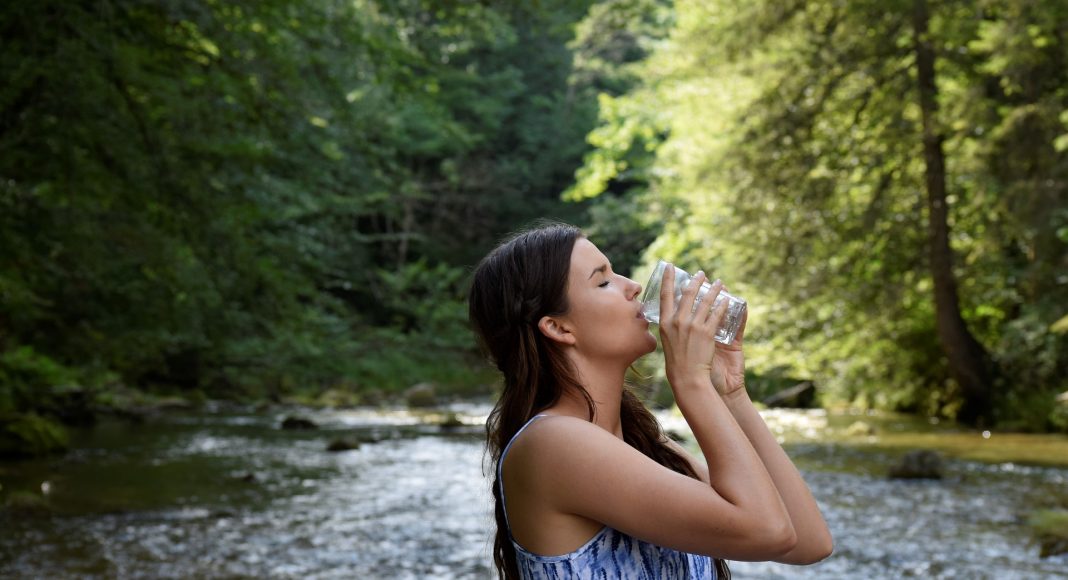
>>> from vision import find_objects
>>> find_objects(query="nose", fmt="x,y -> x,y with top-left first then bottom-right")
626,277 -> 642,301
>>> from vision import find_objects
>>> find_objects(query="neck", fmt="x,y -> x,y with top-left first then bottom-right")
551,355 -> 627,439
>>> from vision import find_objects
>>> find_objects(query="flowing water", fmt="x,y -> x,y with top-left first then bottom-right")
1,404 -> 1066,579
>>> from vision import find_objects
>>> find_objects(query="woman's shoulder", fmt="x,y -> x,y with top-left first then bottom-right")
506,414 -> 626,469
525,413 -> 613,440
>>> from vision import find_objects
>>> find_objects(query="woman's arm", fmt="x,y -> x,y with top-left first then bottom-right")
704,288 -> 833,564
721,388 -> 833,564
660,271 -> 798,559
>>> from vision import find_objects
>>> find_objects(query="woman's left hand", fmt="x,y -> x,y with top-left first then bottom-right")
709,305 -> 747,398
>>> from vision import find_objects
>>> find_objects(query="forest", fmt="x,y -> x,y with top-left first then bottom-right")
2,0 -> 1067,458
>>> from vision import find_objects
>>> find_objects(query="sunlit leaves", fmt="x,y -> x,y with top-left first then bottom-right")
575,0 -> 1068,422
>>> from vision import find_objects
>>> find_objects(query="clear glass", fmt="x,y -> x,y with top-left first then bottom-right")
640,260 -> 747,345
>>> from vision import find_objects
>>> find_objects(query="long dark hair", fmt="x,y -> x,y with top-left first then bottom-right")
468,222 -> 730,579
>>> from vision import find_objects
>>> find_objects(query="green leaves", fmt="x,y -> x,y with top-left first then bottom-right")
571,0 -> 1068,425
0,0 -> 608,417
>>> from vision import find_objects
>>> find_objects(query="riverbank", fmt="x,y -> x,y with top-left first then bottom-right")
760,407 -> 1068,470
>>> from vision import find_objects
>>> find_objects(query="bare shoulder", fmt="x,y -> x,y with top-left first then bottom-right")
502,414 -> 643,493
506,415 -> 620,465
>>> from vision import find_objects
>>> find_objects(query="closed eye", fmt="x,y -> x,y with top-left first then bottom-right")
598,280 -> 609,288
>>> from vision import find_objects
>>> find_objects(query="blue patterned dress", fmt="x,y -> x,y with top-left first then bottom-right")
498,415 -> 716,580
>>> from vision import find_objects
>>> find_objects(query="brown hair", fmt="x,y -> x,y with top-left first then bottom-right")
468,222 -> 729,579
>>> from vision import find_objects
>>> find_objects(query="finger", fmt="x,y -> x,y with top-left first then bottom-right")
680,270 -> 706,319
659,262 -> 676,321
732,307 -> 748,344
703,281 -> 728,328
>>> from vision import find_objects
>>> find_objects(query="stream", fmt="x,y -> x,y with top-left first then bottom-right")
1,403 -> 1066,579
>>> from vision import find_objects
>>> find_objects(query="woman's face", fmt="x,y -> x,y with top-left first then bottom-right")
559,238 -> 657,362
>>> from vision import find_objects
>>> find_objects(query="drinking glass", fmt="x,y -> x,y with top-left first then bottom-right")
640,260 -> 747,345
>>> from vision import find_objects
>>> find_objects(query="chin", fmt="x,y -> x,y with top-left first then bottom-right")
638,332 -> 658,356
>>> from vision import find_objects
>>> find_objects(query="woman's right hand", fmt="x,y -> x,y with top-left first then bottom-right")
656,264 -> 731,395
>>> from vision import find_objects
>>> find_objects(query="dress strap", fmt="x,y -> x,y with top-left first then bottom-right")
497,414 -> 549,535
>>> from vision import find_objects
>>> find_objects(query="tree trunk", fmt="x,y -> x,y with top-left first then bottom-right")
912,0 -> 995,425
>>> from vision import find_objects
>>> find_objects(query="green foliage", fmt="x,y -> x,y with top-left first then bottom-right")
0,347 -> 79,415
572,0 -> 1068,428
375,260 -> 471,350
0,0 -> 604,429
6,0 -> 1063,436
0,413 -> 69,458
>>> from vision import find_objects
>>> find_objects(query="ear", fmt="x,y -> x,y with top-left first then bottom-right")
537,315 -> 576,346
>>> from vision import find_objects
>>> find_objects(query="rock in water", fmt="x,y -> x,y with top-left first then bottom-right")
326,438 -> 360,452
281,416 -> 318,430
888,450 -> 944,479
405,383 -> 438,408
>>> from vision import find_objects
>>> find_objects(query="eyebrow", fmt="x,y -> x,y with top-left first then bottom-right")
588,263 -> 609,280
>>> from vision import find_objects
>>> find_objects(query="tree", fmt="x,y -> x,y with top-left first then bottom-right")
573,0 -> 1068,427
912,0 -> 995,424
0,0 -> 606,452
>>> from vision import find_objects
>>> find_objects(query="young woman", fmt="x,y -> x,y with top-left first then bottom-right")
468,223 -> 832,579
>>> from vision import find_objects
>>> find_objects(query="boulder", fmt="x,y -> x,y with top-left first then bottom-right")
280,416 -> 318,430
1029,509 -> 1068,558
326,437 -> 360,452
888,450 -> 944,480
1041,537 -> 1068,558
405,383 -> 438,408
437,412 -> 464,432
232,472 -> 258,483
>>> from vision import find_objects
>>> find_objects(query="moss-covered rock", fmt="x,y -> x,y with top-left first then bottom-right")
437,412 -> 464,431
326,437 -> 360,452
280,416 -> 318,430
888,450 -> 943,480
405,383 -> 438,408
1029,509 -> 1068,558
0,413 -> 69,457
316,388 -> 360,409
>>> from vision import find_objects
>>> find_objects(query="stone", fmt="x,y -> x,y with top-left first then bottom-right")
326,437 -> 360,452
233,472 -> 257,483
888,450 -> 944,480
405,383 -> 438,408
1040,538 -> 1068,558
437,412 -> 464,431
1029,509 -> 1068,558
280,416 -> 318,430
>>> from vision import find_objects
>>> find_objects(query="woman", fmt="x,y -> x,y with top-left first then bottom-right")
468,222 -> 832,579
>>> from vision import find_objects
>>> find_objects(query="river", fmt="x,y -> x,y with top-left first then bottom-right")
1,403 -> 1066,579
